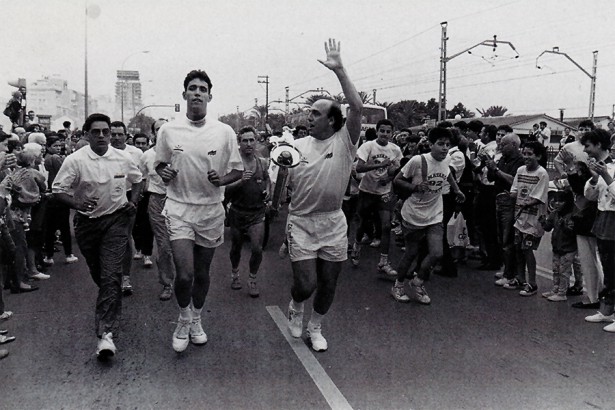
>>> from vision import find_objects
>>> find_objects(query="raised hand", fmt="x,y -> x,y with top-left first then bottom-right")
317,38 -> 343,71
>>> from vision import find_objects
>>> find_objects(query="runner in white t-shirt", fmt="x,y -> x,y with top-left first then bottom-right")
155,70 -> 243,353
286,39 -> 362,352
392,127 -> 465,305
351,119 -> 402,278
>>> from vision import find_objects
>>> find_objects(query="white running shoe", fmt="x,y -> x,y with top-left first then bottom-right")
43,257 -> 54,266
378,262 -> 398,278
603,321 -> 615,333
585,312 -> 615,323
133,251 -> 143,260
307,323 -> 328,352
96,332 -> 116,360
31,272 -> 50,280
391,285 -> 410,303
65,254 -> 78,264
143,256 -> 153,268
173,318 -> 191,352
411,279 -> 431,305
189,316 -> 208,345
287,302 -> 303,338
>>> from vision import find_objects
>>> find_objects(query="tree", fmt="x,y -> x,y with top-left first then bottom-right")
127,114 -> 155,135
219,111 -> 252,132
477,105 -> 508,117
251,105 -> 269,129
448,102 -> 475,119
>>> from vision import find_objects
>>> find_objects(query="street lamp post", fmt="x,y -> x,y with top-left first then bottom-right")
536,47 -> 598,121
120,50 -> 149,123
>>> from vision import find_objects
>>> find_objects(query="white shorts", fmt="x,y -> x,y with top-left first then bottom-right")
164,198 -> 225,248
286,210 -> 348,262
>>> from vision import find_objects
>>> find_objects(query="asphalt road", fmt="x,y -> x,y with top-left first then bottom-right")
2,213 -> 614,410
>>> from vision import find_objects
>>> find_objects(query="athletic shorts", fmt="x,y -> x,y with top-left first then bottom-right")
164,198 -> 225,248
514,228 -> 541,251
286,210 -> 348,263
228,206 -> 266,234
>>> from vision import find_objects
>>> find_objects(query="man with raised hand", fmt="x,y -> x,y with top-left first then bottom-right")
286,39 -> 362,352
155,70 -> 243,353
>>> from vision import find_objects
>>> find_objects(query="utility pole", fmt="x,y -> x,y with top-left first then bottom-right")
285,86 -> 290,114
536,47 -> 598,121
438,22 -> 519,122
258,75 -> 269,125
372,89 -> 377,105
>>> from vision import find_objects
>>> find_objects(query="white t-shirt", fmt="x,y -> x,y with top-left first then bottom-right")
140,147 -> 166,195
120,144 -> 143,190
155,116 -> 243,205
288,126 -> 357,216
553,140 -> 587,173
400,153 -> 451,227
511,165 -> 549,237
52,145 -> 142,218
442,146 -> 465,195
356,140 -> 403,195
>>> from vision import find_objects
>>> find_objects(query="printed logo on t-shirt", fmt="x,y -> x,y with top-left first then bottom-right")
371,154 -> 390,177
173,145 -> 183,152
325,152 -> 333,159
208,150 -> 217,156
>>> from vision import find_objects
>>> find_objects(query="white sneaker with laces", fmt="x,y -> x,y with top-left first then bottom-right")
585,312 -> 615,323
378,262 -> 398,278
133,251 -> 143,260
43,257 -> 54,266
189,316 -> 208,345
65,254 -> 78,264
307,323 -> 328,352
411,279 -> 431,305
173,318 -> 191,352
143,256 -> 153,268
391,285 -> 410,303
121,276 -> 133,295
31,272 -> 50,280
369,239 -> 381,248
96,332 -> 116,359
287,302 -> 303,338
495,277 -> 512,287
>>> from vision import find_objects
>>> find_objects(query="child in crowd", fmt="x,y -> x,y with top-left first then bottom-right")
505,141 -> 549,296
540,188 -> 577,301
0,143 -> 46,231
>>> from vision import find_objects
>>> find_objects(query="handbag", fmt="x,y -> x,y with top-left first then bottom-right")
447,212 -> 470,248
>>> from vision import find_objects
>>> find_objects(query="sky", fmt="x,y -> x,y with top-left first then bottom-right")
1,0 -> 614,127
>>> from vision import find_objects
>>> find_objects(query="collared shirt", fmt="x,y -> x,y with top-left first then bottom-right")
52,145 -> 142,218
489,152 -> 525,195
119,144 -> 143,191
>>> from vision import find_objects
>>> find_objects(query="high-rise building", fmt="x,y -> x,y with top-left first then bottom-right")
115,70 -> 143,122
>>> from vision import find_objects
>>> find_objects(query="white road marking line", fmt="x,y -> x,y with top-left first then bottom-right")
266,305 -> 354,410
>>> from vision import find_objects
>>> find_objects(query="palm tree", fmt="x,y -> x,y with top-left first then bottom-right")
477,105 -> 508,117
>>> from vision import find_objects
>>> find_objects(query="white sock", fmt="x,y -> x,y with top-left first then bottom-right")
179,306 -> 191,321
291,299 -> 304,312
309,310 -> 325,327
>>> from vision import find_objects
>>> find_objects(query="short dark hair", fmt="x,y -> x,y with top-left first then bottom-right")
482,125 -> 498,142
428,126 -> 453,144
454,121 -> 468,132
376,119 -> 394,131
497,124 -> 513,134
364,127 -> 377,141
134,133 -> 149,143
581,129 -> 612,151
399,128 -> 412,135
238,126 -> 258,139
437,120 -> 453,128
46,135 -> 61,147
467,120 -> 484,134
522,141 -> 548,167
407,134 -> 421,144
110,121 -> 127,134
63,121 -> 71,128
83,113 -> 111,132
578,119 -> 595,130
293,125 -> 308,136
448,127 -> 461,147
183,70 -> 213,92
327,101 -> 344,132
